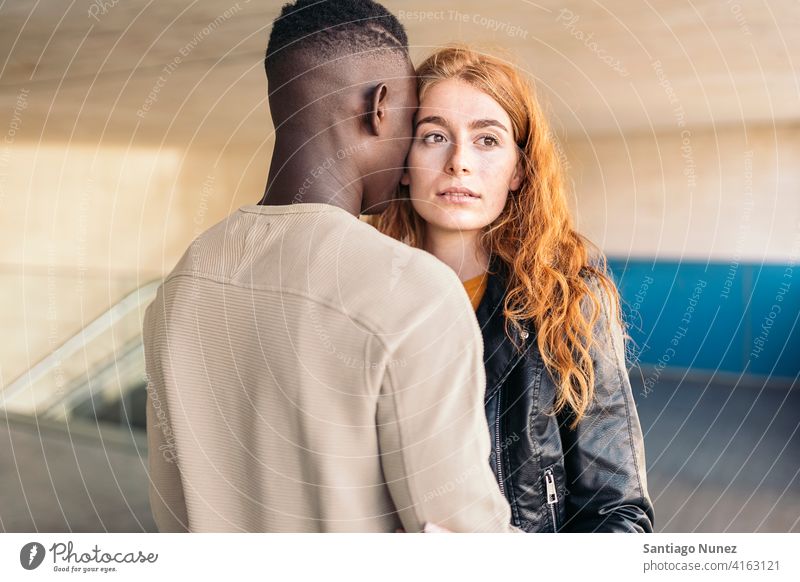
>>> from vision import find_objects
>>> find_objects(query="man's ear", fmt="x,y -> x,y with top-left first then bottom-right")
369,83 -> 389,136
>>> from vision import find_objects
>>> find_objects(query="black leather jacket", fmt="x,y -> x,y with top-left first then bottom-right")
478,259 -> 655,532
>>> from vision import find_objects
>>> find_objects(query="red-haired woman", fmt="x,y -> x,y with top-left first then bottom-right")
372,45 -> 654,532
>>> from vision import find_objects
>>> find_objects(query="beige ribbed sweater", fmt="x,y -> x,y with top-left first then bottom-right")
143,203 -> 515,532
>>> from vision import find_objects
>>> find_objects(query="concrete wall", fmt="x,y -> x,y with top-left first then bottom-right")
568,124 -> 800,262
0,141 -> 266,384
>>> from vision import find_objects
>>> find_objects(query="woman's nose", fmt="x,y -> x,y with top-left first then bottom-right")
445,143 -> 471,176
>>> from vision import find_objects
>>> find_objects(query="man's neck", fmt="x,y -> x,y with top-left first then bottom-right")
423,226 -> 488,282
260,144 -> 362,216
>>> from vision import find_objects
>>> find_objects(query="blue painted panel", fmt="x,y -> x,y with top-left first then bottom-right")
607,258 -> 799,380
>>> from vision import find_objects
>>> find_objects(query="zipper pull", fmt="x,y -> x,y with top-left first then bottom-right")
545,469 -> 558,504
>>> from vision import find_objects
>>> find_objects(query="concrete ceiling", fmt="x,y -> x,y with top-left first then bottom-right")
0,0 -> 798,148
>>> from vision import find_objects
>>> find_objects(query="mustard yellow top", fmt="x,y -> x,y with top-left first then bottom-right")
462,273 -> 488,311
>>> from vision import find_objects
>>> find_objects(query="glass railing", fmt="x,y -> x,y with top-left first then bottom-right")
1,281 -> 160,433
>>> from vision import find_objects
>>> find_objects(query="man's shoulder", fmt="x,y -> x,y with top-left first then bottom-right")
343,219 -> 463,294
162,210 -> 242,281
325,219 -> 470,331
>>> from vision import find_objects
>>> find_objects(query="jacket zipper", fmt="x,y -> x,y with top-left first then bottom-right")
494,394 -> 505,496
544,468 -> 559,532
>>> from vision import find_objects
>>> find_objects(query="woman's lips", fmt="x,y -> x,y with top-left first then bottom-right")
437,187 -> 480,204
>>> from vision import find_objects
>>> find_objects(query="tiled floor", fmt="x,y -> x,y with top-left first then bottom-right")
0,414 -> 154,532
631,374 -> 799,532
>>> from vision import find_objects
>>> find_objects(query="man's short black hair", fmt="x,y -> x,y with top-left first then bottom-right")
265,0 -> 409,71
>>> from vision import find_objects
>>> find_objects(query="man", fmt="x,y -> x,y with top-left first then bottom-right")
144,0 -> 515,533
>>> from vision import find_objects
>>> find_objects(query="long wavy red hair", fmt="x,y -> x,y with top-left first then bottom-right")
371,45 -> 623,427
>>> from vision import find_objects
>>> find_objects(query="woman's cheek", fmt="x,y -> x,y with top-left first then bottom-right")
410,197 -> 447,230
412,168 -> 441,201
493,193 -> 510,218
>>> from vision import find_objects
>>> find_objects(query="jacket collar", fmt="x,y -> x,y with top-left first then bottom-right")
475,257 -> 533,402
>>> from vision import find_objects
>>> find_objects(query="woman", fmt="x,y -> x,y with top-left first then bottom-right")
373,46 -> 654,532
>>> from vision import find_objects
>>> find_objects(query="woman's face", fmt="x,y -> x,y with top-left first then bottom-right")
402,78 -> 522,234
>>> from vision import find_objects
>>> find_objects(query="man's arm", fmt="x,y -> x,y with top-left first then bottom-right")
374,293 -> 518,533
143,295 -> 190,532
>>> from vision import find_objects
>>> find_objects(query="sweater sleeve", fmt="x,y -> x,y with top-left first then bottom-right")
374,281 -> 519,533
143,292 -> 190,532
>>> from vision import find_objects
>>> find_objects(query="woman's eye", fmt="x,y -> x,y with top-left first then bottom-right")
422,133 -> 446,144
478,135 -> 500,147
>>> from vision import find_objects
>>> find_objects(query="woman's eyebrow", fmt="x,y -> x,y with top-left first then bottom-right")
415,115 -> 510,134
470,119 -> 510,133
415,115 -> 448,129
